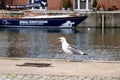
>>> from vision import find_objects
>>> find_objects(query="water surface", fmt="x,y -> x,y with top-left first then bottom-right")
0,28 -> 119,61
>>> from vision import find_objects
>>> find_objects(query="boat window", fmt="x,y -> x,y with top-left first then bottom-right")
29,0 -> 46,10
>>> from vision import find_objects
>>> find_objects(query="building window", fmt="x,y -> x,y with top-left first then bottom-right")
29,0 -> 33,4
74,0 -> 89,11
74,0 -> 78,9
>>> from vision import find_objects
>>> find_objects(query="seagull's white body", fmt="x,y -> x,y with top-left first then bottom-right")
58,37 -> 85,55
61,39 -> 73,55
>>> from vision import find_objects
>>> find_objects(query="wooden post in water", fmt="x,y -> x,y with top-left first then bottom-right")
102,14 -> 105,34
112,13 -> 114,27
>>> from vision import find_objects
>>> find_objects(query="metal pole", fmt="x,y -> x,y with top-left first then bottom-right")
31,0 -> 34,9
78,0 -> 80,10
86,0 -> 89,11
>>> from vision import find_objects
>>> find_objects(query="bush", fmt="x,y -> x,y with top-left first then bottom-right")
93,0 -> 97,8
67,0 -> 72,8
62,0 -> 67,8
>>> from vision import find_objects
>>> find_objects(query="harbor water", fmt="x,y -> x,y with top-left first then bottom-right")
0,27 -> 120,61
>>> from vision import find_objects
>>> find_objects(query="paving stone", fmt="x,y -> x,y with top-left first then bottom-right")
0,75 -> 7,80
30,75 -> 41,80
0,74 -> 119,80
105,77 -> 113,80
110,77 -> 120,80
78,76 -> 88,80
23,74 -> 33,80
4,79 -> 11,80
14,74 -> 24,79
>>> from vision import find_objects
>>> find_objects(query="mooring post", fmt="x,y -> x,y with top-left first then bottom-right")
102,14 -> 105,34
112,13 -> 114,27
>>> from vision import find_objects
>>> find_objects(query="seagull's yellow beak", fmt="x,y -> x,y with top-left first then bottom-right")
57,37 -> 61,43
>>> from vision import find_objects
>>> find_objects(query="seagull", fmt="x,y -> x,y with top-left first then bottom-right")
57,37 -> 87,55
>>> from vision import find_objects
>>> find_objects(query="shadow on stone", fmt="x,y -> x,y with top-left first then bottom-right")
16,63 -> 52,67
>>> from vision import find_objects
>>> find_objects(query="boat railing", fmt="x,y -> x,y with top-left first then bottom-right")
0,10 -> 87,19
0,10 -> 24,18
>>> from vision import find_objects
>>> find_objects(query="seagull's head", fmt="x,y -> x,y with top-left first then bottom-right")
57,37 -> 67,43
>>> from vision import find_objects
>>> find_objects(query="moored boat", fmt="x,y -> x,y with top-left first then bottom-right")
0,0 -> 87,28
0,12 -> 87,28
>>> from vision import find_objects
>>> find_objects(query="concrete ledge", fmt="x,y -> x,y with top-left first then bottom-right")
0,58 -> 120,77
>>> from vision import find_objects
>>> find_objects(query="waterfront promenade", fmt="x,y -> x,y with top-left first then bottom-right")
0,57 -> 120,80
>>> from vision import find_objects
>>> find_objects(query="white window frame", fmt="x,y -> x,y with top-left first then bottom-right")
74,0 -> 89,11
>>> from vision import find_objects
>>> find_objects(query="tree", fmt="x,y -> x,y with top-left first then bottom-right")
62,0 -> 67,9
93,0 -> 97,8
67,0 -> 72,8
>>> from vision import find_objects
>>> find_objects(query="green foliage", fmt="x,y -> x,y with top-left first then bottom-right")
62,0 -> 67,8
93,0 -> 97,8
67,0 -> 72,8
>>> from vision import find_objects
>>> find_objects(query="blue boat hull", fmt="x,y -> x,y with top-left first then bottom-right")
0,16 -> 87,28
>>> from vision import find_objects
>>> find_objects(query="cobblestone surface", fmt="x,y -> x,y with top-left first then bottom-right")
0,73 -> 120,80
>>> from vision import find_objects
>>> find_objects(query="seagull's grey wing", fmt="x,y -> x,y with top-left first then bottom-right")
70,45 -> 78,49
67,45 -> 83,55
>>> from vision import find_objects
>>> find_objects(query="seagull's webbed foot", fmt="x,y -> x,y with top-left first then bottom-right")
65,55 -> 73,62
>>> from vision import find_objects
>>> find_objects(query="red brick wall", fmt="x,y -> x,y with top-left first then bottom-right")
97,0 -> 120,10
2,0 -> 28,5
13,0 -> 28,5
3,0 -> 11,5
48,0 -> 73,10
48,0 -> 62,10
2,0 -> 120,10
2,0 -> 74,10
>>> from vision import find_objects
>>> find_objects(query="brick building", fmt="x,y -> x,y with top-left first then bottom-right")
0,0 -> 120,11
0,0 -> 90,11
96,0 -> 120,10
0,0 -> 28,5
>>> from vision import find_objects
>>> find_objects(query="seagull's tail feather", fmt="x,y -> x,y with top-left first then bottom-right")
82,53 -> 88,55
77,50 -> 84,55
77,50 -> 88,55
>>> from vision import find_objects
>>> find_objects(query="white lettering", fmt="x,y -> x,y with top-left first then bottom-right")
19,20 -> 48,25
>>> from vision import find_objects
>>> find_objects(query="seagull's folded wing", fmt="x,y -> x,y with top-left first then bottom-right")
67,45 -> 82,55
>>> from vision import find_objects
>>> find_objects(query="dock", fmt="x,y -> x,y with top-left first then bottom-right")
0,58 -> 120,80
29,10 -> 120,27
